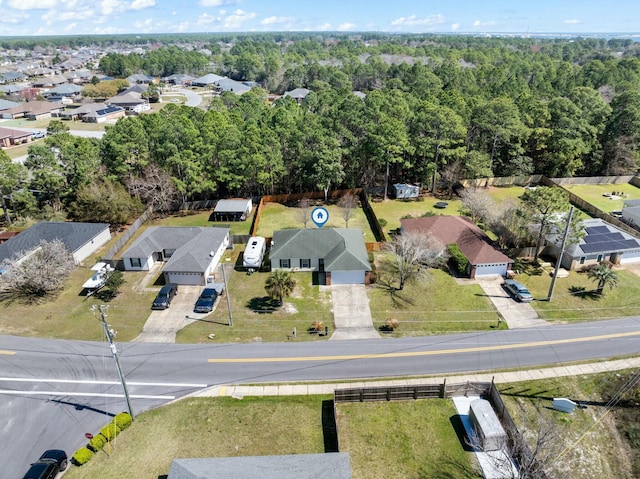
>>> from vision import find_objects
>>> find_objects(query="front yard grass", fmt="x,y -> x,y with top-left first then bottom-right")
176,248 -> 333,343
255,201 -> 376,241
565,183 -> 640,213
513,267 -> 640,321
368,268 -> 500,335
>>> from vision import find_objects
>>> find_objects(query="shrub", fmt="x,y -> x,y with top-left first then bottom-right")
114,412 -> 133,430
378,218 -> 387,227
386,318 -> 399,330
71,447 -> 94,466
87,433 -> 108,452
100,422 -> 121,441
447,244 -> 469,274
311,321 -> 325,332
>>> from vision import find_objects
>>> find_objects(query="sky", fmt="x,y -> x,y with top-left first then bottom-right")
0,0 -> 639,37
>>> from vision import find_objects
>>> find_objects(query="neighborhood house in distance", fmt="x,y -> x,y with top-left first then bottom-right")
121,226 -> 229,285
270,228 -> 371,285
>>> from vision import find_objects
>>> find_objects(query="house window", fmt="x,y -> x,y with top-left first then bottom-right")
579,257 -> 585,265
130,258 -> 141,268
164,249 -> 176,258
300,258 -> 311,268
279,259 -> 291,268
597,255 -> 603,262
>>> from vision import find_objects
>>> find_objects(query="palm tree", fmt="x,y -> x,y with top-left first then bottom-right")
265,270 -> 296,305
588,263 -> 619,295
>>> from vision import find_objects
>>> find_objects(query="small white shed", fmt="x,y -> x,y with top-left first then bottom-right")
468,398 -> 508,451
392,183 -> 420,199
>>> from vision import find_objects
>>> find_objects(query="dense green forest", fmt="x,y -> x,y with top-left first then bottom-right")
2,33 -> 640,226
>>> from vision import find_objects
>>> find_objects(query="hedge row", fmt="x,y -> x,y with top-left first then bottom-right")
71,412 -> 133,467
447,244 -> 469,274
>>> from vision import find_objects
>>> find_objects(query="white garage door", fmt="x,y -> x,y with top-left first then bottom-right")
475,263 -> 508,277
620,251 -> 640,264
164,272 -> 204,285
331,270 -> 365,284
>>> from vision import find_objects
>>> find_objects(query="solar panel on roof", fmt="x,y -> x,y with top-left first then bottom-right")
585,226 -> 610,235
583,232 -> 624,243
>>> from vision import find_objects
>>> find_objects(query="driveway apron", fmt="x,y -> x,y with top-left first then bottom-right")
477,277 -> 548,329
330,284 -> 380,340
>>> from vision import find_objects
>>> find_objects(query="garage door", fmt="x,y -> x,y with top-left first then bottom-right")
475,263 -> 508,277
164,272 -> 204,285
331,270 -> 365,284
620,251 -> 640,264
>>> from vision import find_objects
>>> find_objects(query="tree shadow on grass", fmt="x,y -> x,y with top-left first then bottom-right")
569,285 -> 602,300
375,278 -> 416,309
246,296 -> 281,313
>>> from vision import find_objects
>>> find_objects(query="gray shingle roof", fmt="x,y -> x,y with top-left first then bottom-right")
214,199 -> 252,213
168,453 -> 352,479
0,221 -> 109,262
121,227 -> 229,274
271,229 -> 371,272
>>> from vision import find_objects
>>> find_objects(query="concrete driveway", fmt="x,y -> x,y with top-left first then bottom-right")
330,284 -> 380,340
133,285 -> 206,342
476,277 -> 548,329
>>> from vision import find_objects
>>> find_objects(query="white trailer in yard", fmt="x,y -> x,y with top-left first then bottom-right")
242,236 -> 266,272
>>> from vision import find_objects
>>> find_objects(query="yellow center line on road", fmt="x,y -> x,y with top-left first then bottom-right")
208,330 -> 640,363
0,350 -> 16,355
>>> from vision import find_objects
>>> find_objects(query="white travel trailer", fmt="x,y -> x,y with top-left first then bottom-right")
243,236 -> 266,271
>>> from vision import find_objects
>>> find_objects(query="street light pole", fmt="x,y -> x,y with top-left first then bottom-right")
221,264 -> 233,327
547,206 -> 574,301
96,305 -> 135,420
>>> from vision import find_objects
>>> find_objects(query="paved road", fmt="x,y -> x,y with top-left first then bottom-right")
3,317 -> 640,476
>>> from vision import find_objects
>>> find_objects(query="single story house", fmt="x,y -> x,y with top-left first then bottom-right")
192,73 -> 224,87
283,88 -> 310,103
214,77 -> 251,95
59,102 -> 125,123
121,226 -> 229,285
212,199 -> 253,222
401,216 -> 513,278
0,126 -> 32,147
162,73 -> 195,85
1,100 -> 64,120
107,91 -> 149,112
0,221 -> 111,265
545,218 -> 640,270
270,228 -> 371,285
391,183 -> 420,199
168,453 -> 352,479
622,199 -> 640,228
41,83 -> 83,99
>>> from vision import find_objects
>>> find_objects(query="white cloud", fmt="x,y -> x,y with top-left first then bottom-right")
131,0 -> 156,10
261,16 -> 295,26
197,13 -> 220,25
473,19 -> 497,28
223,9 -> 257,29
200,0 -> 238,6
337,22 -> 354,31
390,14 -> 445,27
8,0 -> 56,9
316,22 -> 332,31
564,19 -> 582,24
451,22 -> 460,31
0,10 -> 29,24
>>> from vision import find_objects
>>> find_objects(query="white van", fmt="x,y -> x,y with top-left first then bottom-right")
242,236 -> 266,271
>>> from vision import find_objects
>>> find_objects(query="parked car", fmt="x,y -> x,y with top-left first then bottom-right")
194,287 -> 218,313
151,284 -> 178,310
502,279 -> 533,302
31,131 -> 46,139
22,449 -> 67,479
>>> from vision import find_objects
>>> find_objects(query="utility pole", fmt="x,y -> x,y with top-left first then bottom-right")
221,264 -> 233,327
96,305 -> 135,420
547,206 -> 574,301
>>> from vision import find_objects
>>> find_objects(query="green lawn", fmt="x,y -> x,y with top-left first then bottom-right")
255,201 -> 376,242
484,185 -> 528,203
368,268 -> 500,335
337,399 -> 480,479
151,210 -> 253,235
370,196 -> 463,234
565,183 -> 640,213
177,248 -> 333,343
512,267 -> 640,321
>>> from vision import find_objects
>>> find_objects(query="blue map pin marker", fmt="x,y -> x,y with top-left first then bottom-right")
311,207 -> 329,228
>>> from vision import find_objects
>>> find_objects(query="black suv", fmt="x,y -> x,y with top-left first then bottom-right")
22,449 -> 68,479
151,283 -> 178,309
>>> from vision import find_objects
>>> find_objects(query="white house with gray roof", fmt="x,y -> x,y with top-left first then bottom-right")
121,226 -> 229,285
270,228 -> 371,285
168,453 -> 352,479
0,221 -> 110,265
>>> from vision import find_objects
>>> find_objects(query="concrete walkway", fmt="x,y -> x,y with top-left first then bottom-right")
476,276 -> 548,329
329,284 -> 380,340
191,357 -> 640,398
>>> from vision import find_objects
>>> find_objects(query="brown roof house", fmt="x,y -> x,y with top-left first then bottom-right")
0,126 -> 32,147
1,100 -> 64,120
401,216 -> 513,278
